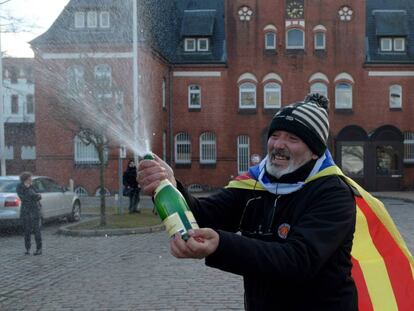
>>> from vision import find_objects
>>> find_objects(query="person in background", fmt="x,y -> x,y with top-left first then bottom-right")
138,94 -> 358,310
16,172 -> 42,256
123,159 -> 141,213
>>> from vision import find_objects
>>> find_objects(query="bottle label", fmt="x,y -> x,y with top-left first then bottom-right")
185,211 -> 199,229
163,212 -> 187,238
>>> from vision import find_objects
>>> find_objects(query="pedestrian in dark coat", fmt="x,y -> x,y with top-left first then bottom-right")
123,159 -> 141,213
16,172 -> 42,255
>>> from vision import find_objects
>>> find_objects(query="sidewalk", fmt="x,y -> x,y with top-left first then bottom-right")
372,191 -> 414,203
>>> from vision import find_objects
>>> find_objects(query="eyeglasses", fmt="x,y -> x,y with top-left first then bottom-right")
238,195 -> 281,241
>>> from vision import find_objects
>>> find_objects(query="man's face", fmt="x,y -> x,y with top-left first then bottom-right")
129,162 -> 135,168
266,130 -> 318,179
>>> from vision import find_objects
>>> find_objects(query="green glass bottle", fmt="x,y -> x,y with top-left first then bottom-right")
144,153 -> 199,241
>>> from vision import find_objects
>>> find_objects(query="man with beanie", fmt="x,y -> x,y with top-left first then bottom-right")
138,94 -> 358,310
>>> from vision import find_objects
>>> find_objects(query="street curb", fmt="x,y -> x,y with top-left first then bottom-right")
57,217 -> 165,237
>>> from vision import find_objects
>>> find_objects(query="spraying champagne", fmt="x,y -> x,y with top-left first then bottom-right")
144,153 -> 199,241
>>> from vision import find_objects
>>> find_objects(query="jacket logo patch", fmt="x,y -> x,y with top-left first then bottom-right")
277,223 -> 290,239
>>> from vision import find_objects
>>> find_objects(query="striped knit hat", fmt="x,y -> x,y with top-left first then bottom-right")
267,93 -> 329,157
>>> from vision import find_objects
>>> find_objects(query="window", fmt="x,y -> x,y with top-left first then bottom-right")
314,32 -> 326,50
100,11 -> 110,28
162,79 -> 166,109
26,95 -> 34,114
200,132 -> 216,164
394,38 -> 405,51
21,146 -> 36,160
184,38 -> 196,51
341,145 -> 364,177
11,95 -> 19,114
10,67 -> 18,83
25,67 -> 33,84
198,38 -> 209,51
310,82 -> 328,98
380,37 -> 406,52
335,83 -> 352,109
389,85 -> 402,109
5,146 -> 13,160
286,29 -> 304,49
95,64 -> 112,97
66,65 -> 85,96
239,82 -> 256,108
87,11 -> 98,28
404,132 -> 414,164
175,132 -> 191,164
74,12 -> 85,28
237,135 -> 250,174
376,145 -> 398,175
264,83 -> 281,108
265,32 -> 276,50
74,135 -> 99,164
188,85 -> 201,108
95,187 -> 110,196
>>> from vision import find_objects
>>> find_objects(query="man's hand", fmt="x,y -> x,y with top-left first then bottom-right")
137,153 -> 176,195
170,228 -> 219,259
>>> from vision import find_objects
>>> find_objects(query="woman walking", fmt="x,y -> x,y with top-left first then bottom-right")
16,172 -> 42,255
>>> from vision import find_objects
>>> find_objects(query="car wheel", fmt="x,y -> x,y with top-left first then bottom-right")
69,201 -> 81,222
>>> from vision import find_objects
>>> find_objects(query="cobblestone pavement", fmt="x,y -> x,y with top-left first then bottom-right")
0,198 -> 412,311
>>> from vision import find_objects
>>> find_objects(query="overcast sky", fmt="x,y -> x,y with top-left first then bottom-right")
1,0 -> 70,57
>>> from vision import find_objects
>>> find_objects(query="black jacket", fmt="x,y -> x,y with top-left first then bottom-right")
178,175 -> 357,311
123,167 -> 139,189
16,183 -> 42,216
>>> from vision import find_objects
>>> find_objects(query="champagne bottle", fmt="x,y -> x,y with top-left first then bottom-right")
144,153 -> 199,241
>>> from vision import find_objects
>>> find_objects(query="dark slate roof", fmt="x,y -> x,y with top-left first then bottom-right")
374,11 -> 408,36
181,10 -> 216,37
31,0 -> 226,65
366,0 -> 414,64
31,0 -> 132,48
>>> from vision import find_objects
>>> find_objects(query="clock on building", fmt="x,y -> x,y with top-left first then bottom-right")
286,0 -> 304,19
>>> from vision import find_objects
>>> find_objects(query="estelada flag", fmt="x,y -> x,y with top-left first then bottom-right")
227,165 -> 414,311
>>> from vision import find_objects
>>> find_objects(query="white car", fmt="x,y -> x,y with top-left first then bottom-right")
0,176 -> 81,227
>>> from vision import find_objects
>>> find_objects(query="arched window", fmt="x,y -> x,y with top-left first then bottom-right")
389,85 -> 402,109
188,85 -> 201,108
264,83 -> 281,108
286,29 -> 304,49
175,132 -> 191,164
335,83 -> 352,109
239,82 -> 256,108
94,187 -> 110,196
94,64 -> 112,98
265,32 -> 276,50
66,65 -> 84,96
200,132 -> 216,164
237,135 -> 250,174
310,82 -> 328,98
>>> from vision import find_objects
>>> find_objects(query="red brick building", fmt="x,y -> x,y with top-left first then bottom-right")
31,0 -> 414,194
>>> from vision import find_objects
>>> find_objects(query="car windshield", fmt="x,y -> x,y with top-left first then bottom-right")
0,180 -> 19,193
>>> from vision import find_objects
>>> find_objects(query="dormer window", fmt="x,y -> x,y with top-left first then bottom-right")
197,38 -> 209,51
87,11 -> 98,28
184,38 -> 210,52
380,37 -> 406,52
185,38 -> 196,51
75,10 -> 110,29
100,11 -> 110,28
75,12 -> 85,28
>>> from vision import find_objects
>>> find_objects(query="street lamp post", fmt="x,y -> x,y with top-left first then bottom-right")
0,25 -> 7,176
